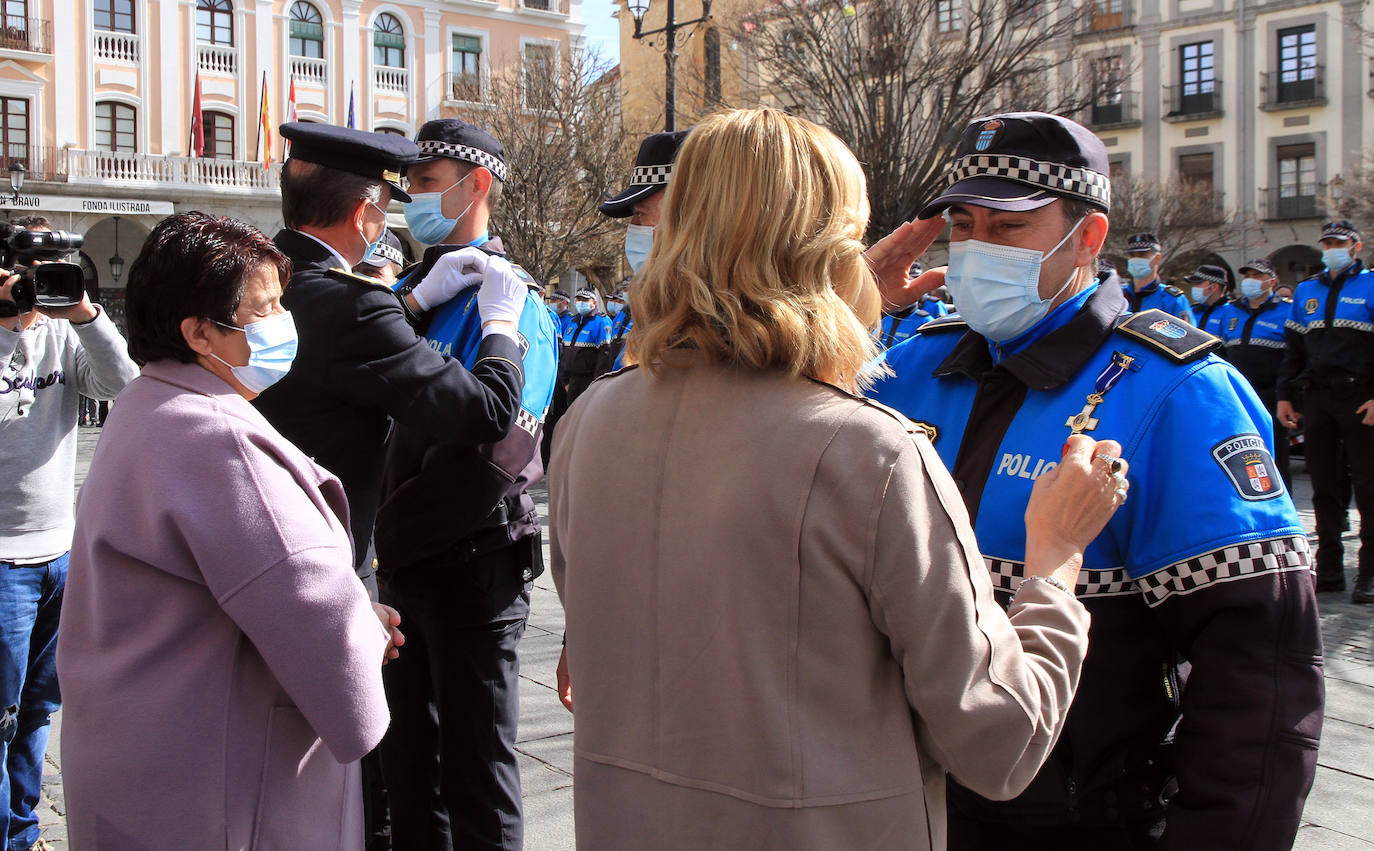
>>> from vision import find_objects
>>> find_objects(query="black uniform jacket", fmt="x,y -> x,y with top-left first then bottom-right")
1278,260 -> 1374,399
375,241 -> 545,573
253,230 -> 523,571
1222,297 -> 1288,403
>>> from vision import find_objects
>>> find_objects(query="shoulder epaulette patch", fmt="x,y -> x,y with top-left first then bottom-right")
1115,309 -> 1221,362
1163,285 -> 1184,297
324,267 -> 394,290
916,315 -> 968,335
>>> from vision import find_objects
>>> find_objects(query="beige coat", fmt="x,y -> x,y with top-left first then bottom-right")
549,361 -> 1090,850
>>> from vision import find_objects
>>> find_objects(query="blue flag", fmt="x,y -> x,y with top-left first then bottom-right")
347,84 -> 355,129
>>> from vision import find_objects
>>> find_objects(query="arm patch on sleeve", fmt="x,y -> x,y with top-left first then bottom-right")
1211,434 -> 1284,501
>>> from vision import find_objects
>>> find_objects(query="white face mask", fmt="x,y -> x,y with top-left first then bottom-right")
943,217 -> 1086,342
625,224 -> 654,272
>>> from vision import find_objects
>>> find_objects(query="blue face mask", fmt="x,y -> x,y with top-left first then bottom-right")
1322,247 -> 1353,274
943,217 -> 1085,343
574,300 -> 592,315
1191,286 -> 1205,303
625,224 -> 654,273
1239,277 -> 1266,300
1126,258 -> 1154,280
607,301 -> 624,316
211,310 -> 298,394
403,172 -> 475,246
357,201 -> 389,263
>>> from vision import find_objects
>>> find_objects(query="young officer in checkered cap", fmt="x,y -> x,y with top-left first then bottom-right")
1278,219 -> 1374,602
599,130 -> 690,273
1217,257 -> 1291,488
1122,231 -> 1193,322
374,117 -> 561,850
1182,262 -> 1233,335
864,111 -> 1321,849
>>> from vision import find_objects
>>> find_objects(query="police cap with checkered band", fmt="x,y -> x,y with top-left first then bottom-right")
1183,263 -> 1231,290
917,112 -> 1111,219
599,130 -> 690,218
1321,219 -> 1361,243
280,122 -> 417,202
412,118 -> 507,183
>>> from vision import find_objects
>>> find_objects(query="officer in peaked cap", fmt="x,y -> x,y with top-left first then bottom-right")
600,130 -> 689,274
863,111 -> 1320,848
374,114 -> 558,851
1279,218 -> 1374,602
1183,262 -> 1233,336
1122,231 -> 1193,322
1217,256 -> 1292,488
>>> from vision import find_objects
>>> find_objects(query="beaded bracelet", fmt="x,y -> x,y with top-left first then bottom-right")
1020,575 -> 1074,596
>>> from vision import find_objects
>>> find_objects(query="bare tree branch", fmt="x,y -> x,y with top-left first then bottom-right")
1105,173 -> 1249,272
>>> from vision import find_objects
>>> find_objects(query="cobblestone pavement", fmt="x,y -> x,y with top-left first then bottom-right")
27,429 -> 1374,849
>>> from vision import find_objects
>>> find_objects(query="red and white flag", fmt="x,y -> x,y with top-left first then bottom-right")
189,71 -> 204,157
284,77 -> 298,157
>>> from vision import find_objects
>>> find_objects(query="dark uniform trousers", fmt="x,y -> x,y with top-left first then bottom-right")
1304,378 -> 1374,582
379,544 -> 531,851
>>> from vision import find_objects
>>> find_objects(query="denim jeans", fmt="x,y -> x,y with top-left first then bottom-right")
0,554 -> 66,851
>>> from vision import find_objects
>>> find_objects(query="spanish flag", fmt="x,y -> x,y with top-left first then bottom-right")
257,72 -> 272,168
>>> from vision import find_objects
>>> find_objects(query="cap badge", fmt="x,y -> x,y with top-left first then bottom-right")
974,119 -> 1003,152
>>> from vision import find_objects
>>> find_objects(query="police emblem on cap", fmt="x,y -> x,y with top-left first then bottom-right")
1212,434 -> 1283,500
1305,298 -> 1318,314
975,119 -> 1003,152
1149,318 -> 1187,339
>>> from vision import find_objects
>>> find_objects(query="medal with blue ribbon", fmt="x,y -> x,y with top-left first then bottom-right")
1067,351 -> 1135,435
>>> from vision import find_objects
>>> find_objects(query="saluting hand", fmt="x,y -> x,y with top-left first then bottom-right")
864,217 -> 947,310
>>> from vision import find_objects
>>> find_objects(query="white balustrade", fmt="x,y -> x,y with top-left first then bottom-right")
66,149 -> 280,191
198,42 -> 236,75
290,55 -> 327,87
94,31 -> 138,64
373,65 -> 409,94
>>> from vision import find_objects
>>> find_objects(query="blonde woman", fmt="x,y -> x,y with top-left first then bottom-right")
548,109 -> 1128,848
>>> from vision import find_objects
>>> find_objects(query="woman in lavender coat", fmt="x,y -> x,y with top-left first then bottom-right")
57,213 -> 403,849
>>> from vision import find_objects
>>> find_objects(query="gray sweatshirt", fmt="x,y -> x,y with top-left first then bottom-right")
1,307 -> 139,561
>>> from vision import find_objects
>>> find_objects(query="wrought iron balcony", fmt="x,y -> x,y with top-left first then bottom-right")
1084,92 -> 1140,129
1260,65 -> 1326,110
0,16 -> 51,54
1260,185 -> 1326,221
1078,3 -> 1134,34
0,146 -> 65,183
1163,80 -> 1223,121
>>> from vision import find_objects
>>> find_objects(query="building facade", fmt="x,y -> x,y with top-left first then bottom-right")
619,0 -> 1374,285
0,0 -> 584,321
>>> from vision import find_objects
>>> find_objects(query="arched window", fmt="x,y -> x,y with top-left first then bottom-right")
202,111 -> 234,160
196,0 -> 233,46
289,1 -> 322,58
94,101 -> 136,153
373,13 -> 405,68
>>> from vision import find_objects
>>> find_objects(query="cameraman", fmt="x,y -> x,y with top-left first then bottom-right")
0,261 -> 137,851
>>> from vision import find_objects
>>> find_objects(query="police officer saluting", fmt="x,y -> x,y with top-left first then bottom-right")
1219,258 -> 1291,487
1123,232 -> 1193,322
865,112 -> 1322,848
1184,263 -> 1232,335
1278,219 -> 1374,603
253,122 -> 527,596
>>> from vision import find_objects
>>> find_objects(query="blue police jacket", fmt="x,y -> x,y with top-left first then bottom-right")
1123,278 -> 1192,323
875,304 -> 934,351
1192,298 -> 1230,336
1278,260 -> 1374,400
609,310 -> 633,370
374,239 -> 560,570
868,281 -> 1321,845
1218,295 -> 1287,399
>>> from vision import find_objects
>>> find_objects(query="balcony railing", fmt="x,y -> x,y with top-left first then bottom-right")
1164,80 -> 1223,120
519,0 -> 571,13
1260,65 -> 1326,110
66,149 -> 280,191
94,30 -> 138,63
443,71 -> 485,103
0,146 -> 66,182
374,65 -> 408,95
290,55 -> 327,87
198,42 -> 236,75
1260,185 -> 1326,221
1079,3 -> 1134,34
1085,91 -> 1140,128
0,16 -> 51,53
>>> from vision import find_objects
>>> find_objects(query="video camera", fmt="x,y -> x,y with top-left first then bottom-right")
0,221 -> 86,318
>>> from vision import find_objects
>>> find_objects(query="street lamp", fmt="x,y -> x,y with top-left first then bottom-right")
7,162 -> 24,203
628,0 -> 712,131
108,217 -> 124,283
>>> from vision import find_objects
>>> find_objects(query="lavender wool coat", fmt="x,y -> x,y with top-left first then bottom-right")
58,360 -> 389,849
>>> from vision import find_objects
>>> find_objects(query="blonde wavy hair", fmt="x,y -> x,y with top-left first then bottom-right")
626,108 -> 884,392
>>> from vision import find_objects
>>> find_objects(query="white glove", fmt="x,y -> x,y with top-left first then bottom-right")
409,247 -> 488,311
477,254 -> 527,335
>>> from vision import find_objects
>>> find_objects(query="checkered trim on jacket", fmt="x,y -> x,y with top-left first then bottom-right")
417,140 -> 508,182
631,163 -> 672,186
1136,535 -> 1311,608
514,407 -> 540,437
985,558 -> 1137,599
948,154 -> 1111,207
1223,337 -> 1285,350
